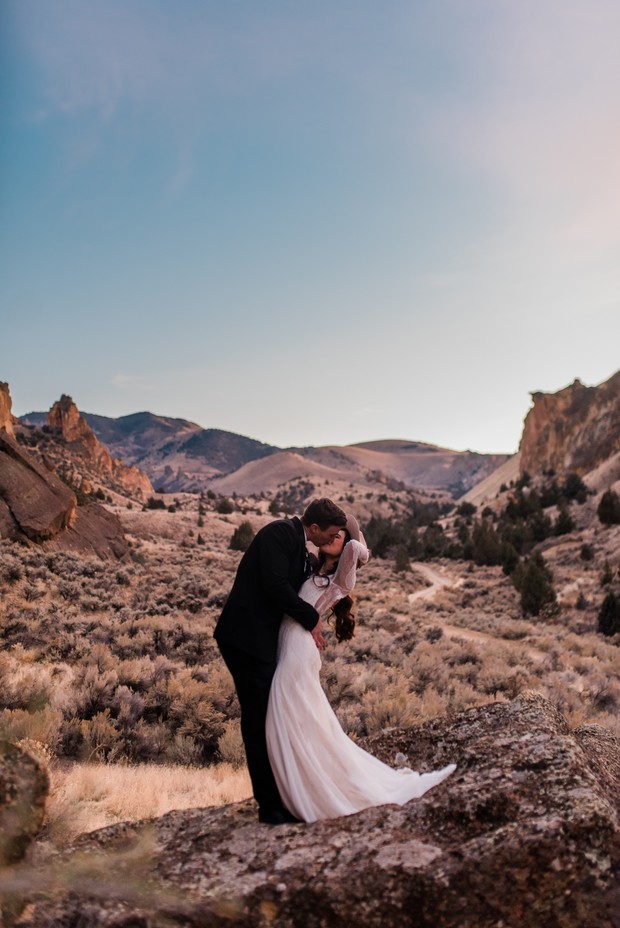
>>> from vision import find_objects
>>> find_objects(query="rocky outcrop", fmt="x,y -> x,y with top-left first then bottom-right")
0,382 -> 16,439
0,430 -> 77,541
47,395 -> 153,500
519,370 -> 620,477
13,694 -> 620,927
40,501 -> 129,559
0,741 -> 49,867
0,429 -> 128,558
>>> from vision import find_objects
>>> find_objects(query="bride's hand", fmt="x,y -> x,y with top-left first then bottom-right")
311,618 -> 326,651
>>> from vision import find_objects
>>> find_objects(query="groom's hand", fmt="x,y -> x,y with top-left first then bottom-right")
311,618 -> 326,651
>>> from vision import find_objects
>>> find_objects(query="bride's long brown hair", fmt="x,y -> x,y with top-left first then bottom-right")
316,531 -> 356,643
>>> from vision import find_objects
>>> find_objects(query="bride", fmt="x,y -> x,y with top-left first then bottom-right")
266,514 -> 456,823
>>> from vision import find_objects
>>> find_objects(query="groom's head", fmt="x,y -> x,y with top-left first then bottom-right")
301,498 -> 348,547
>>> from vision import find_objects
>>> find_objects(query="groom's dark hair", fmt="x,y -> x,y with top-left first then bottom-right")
301,498 -> 347,529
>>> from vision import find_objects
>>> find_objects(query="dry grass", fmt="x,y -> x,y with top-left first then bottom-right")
42,759 -> 251,847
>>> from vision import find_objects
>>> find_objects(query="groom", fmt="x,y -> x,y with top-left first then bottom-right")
215,497 -> 347,825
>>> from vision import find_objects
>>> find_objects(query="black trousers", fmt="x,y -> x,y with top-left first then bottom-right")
217,640 -> 284,813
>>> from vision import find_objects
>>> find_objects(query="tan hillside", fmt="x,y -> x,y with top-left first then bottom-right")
460,453 -> 521,506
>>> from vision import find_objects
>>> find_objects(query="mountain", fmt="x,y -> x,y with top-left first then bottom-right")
21,410 -> 278,493
209,441 -> 509,498
20,410 -> 508,496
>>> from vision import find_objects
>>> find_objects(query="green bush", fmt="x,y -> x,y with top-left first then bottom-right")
580,543 -> 595,562
511,553 -> 557,617
216,497 -> 234,515
471,520 -> 502,566
229,521 -> 255,552
394,545 -> 410,572
554,504 -> 575,536
146,497 -> 166,510
598,592 -> 620,637
598,489 -> 620,525
456,501 -> 476,518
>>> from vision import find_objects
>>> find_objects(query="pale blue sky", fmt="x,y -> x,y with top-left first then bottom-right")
1,1 -> 619,453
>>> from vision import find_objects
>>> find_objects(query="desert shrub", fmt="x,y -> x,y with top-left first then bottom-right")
0,706 -> 63,752
166,672 -> 226,760
146,497 -> 166,510
80,709 -> 119,761
511,553 -> 557,617
216,497 -> 234,514
74,665 -> 119,718
598,592 -> 620,637
598,489 -> 620,525
1,558 -> 23,584
580,543 -> 595,562
167,733 -> 204,765
359,682 -> 421,735
229,521 -> 255,552
217,719 -> 246,767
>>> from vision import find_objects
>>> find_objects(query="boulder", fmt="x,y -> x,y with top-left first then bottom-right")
0,431 -> 77,541
0,430 -> 128,558
0,741 -> 49,867
14,694 -> 620,927
41,502 -> 129,559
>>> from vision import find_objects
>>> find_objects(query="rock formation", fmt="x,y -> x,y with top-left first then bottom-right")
0,429 -> 77,542
0,741 -> 49,867
11,694 -> 619,927
0,388 -> 128,557
519,370 -> 620,477
0,382 -> 16,439
0,428 -> 128,557
47,395 -> 154,500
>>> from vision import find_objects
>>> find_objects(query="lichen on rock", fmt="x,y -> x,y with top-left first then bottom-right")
7,694 -> 619,927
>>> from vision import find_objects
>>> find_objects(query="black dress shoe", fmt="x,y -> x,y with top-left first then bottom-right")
258,808 -> 303,825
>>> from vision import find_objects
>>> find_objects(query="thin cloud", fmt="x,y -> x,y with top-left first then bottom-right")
110,372 -> 157,391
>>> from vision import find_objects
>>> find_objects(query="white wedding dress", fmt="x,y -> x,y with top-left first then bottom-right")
266,539 -> 456,822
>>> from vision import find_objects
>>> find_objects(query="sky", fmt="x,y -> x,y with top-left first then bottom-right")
1,1 -> 619,454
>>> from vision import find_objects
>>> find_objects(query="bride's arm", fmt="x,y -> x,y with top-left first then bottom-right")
313,538 -> 369,616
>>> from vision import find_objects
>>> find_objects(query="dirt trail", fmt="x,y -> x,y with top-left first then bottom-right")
406,562 -> 546,663
407,563 -> 458,603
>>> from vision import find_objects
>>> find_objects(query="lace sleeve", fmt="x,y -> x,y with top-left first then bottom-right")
313,539 -> 369,616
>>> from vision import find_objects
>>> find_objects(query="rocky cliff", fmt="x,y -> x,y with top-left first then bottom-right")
519,370 -> 620,477
0,382 -> 16,439
6,694 -> 619,927
47,395 -> 153,500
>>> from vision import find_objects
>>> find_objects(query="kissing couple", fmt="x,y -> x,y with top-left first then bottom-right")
214,497 -> 455,825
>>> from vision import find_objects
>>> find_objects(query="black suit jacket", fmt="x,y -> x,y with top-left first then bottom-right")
214,516 -> 319,662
